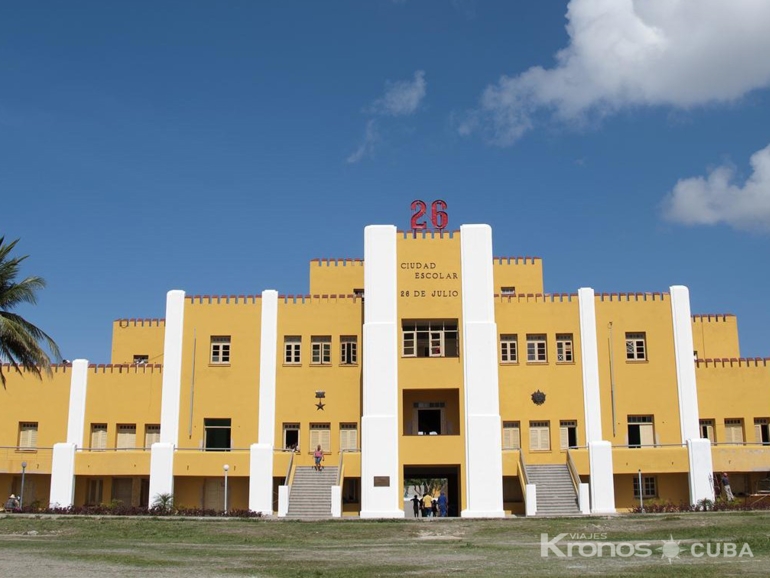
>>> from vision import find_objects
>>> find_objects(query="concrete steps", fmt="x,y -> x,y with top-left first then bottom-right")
286,465 -> 338,519
526,464 -> 581,516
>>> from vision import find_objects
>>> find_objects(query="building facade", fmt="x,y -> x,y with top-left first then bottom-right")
2,223 -> 769,516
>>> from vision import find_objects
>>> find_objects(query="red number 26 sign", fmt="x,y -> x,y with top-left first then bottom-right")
410,199 -> 448,231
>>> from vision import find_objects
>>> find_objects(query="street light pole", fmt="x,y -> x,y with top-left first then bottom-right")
223,464 -> 229,514
20,461 -> 27,511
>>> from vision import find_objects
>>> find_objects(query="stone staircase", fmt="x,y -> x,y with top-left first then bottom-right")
526,464 -> 581,516
285,465 -> 338,519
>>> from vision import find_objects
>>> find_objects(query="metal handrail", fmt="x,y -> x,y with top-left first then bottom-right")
285,450 -> 295,485
517,450 -> 529,503
566,449 -> 580,496
337,450 -> 346,487
610,443 -> 686,449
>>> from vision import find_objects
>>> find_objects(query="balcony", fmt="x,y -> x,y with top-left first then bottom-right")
0,447 -> 53,475
75,448 -> 151,476
612,445 -> 689,474
173,448 -> 250,477
712,443 -> 770,472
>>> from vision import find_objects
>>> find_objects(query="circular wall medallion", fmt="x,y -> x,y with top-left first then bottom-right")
531,390 -> 546,406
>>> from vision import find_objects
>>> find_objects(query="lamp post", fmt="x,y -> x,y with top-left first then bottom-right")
638,469 -> 644,513
20,461 -> 27,511
223,464 -> 229,514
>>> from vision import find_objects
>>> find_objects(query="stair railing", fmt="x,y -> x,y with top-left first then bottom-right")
566,449 -> 580,497
518,449 -> 529,501
285,450 -> 296,486
337,449 -> 346,487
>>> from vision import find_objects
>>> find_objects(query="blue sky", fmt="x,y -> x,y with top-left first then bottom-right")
2,0 -> 770,363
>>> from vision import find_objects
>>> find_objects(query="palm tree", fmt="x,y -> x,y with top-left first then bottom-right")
0,237 -> 61,386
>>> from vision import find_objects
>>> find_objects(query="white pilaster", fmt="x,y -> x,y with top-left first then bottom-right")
65,359 -> 89,446
148,442 -> 175,506
460,224 -> 505,518
159,290 -> 185,445
49,358 -> 90,508
249,443 -> 274,515
588,441 -> 616,513
331,486 -> 342,517
250,290 -> 279,514
578,288 -> 616,513
277,485 -> 289,517
671,285 -> 714,505
670,285 -> 700,442
49,443 -> 76,507
360,225 -> 402,518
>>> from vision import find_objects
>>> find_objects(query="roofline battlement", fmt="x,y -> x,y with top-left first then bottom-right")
495,293 -> 577,303
696,358 -> 770,368
278,294 -> 363,304
87,363 -> 163,373
186,295 -> 262,305
597,292 -> 669,302
115,318 -> 165,327
310,258 -> 364,266
493,256 -> 541,265
691,314 -> 735,322
397,229 -> 460,239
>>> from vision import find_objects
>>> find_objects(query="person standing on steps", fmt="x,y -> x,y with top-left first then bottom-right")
314,444 -> 324,472
721,472 -> 734,501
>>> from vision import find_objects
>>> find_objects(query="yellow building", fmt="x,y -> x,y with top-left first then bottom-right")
2,223 -> 770,517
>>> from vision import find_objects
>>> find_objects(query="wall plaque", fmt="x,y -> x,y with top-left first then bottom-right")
373,476 -> 390,487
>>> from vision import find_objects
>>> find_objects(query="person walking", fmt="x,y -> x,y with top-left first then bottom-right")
411,494 -> 420,518
314,445 -> 324,472
422,493 -> 433,517
437,491 -> 448,517
721,472 -> 734,500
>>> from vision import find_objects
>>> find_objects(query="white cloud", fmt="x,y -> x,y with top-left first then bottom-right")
346,120 -> 379,164
462,0 -> 770,144
662,143 -> 770,232
370,70 -> 427,117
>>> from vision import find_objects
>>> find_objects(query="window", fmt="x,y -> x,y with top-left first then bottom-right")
210,336 -> 231,364
90,424 -> 108,450
310,423 -> 331,453
133,355 -> 149,364
502,421 -> 521,450
283,423 -> 300,451
724,419 -> 744,444
311,336 -> 332,365
500,334 -> 518,363
116,424 -> 136,450
560,420 -> 578,449
529,421 -> 551,451
625,332 -> 647,361
18,422 -> 38,450
340,423 -> 358,451
526,334 -> 547,363
633,476 -> 657,498
341,336 -> 358,365
501,286 -> 516,296
700,419 -> 715,443
111,478 -> 133,505
628,415 -> 654,448
284,336 -> 301,365
86,479 -> 103,505
754,418 -> 770,445
556,334 -> 574,363
204,418 -> 231,451
402,320 -> 459,358
144,424 -> 161,448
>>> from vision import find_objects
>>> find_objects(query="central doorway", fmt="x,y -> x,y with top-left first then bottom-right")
404,465 -> 460,517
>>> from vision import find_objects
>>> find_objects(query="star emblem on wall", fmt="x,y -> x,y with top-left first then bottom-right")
315,401 -> 325,411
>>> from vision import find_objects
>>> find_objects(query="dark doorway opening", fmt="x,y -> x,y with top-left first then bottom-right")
404,465 -> 460,518
418,409 -> 442,435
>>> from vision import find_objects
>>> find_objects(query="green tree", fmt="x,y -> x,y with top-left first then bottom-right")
0,237 -> 61,386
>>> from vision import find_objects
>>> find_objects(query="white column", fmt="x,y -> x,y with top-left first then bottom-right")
360,225 -> 402,518
460,224 -> 505,518
159,290 -> 185,445
671,285 -> 714,504
149,290 -> 185,508
578,288 -> 616,513
277,485 -> 289,517
250,290 -> 279,514
49,358 -> 89,507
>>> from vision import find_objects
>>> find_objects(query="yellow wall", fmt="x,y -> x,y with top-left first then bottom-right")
493,257 -> 544,295
614,473 -> 690,510
308,259 -> 364,295
691,315 -> 740,360
177,295 -> 263,450
274,296 -> 362,468
696,360 -> 770,445
594,294 -> 682,447
111,319 -> 165,365
81,365 -> 163,451
496,295 -> 585,464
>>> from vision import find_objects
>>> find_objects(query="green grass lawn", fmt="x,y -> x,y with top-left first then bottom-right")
1,512 -> 769,577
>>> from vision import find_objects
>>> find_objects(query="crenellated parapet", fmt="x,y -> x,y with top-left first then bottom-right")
186,294 -> 262,305
597,292 -> 669,302
278,294 -> 363,305
115,318 -> 165,327
495,292 -> 577,303
310,258 -> 364,267
0,363 -> 72,374
692,313 -> 734,322
397,229 -> 460,239
87,363 -> 164,373
696,358 -> 770,368
493,255 -> 540,265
